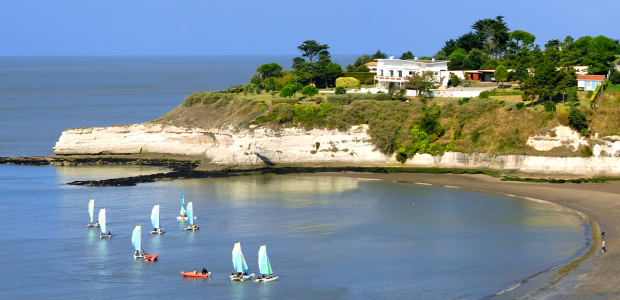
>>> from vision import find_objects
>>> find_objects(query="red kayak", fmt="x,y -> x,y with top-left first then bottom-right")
144,254 -> 158,262
181,271 -> 211,278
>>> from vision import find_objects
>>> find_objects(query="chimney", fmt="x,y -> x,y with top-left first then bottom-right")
432,58 -> 435,62
389,56 -> 394,59
414,57 -> 418,61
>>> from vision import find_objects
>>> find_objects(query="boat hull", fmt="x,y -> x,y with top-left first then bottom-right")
229,273 -> 255,281
144,254 -> 158,261
181,271 -> 211,278
150,229 -> 165,234
134,255 -> 144,259
184,226 -> 199,231
100,234 -> 112,239
255,276 -> 279,282
177,216 -> 197,220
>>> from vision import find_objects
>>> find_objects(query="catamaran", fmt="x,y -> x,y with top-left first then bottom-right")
150,205 -> 165,234
230,243 -> 255,281
99,209 -> 111,239
132,226 -> 143,258
255,245 -> 279,282
87,199 -> 99,228
177,193 -> 196,220
184,202 -> 199,231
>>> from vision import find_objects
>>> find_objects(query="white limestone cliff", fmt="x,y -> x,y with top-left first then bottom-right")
54,124 -> 620,176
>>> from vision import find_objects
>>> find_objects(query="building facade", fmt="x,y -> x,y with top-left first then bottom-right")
577,75 -> 605,91
372,57 -> 450,91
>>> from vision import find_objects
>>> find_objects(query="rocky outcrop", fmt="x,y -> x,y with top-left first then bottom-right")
54,124 -> 620,176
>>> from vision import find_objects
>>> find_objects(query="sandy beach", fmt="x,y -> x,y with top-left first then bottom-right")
315,172 -> 619,299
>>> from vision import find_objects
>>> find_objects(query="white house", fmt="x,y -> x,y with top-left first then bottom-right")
372,57 -> 450,92
577,75 -> 605,91
363,61 -> 378,73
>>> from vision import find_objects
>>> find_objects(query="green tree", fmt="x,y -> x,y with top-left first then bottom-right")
286,83 -> 303,97
509,30 -> 536,48
301,85 -> 319,99
353,65 -> 370,72
463,48 -> 487,70
448,48 -> 468,70
407,71 -> 436,98
279,87 -> 294,98
494,64 -> 509,88
263,77 -> 276,91
400,51 -> 415,60
297,40 -> 329,64
544,101 -> 556,112
450,73 -> 461,87
471,16 -> 510,59
568,107 -> 588,131
442,32 -> 484,56
256,63 -> 282,79
372,49 -> 388,59
313,55 -> 344,88
556,68 -> 577,104
345,54 -> 373,72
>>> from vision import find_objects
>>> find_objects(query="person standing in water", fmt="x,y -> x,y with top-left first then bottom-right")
602,240 -> 606,252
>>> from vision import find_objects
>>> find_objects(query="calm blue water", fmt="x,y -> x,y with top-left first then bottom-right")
0,165 -> 588,299
0,57 -> 590,299
0,55 -> 357,157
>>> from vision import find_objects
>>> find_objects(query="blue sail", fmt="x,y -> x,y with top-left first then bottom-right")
180,193 -> 186,216
131,226 -> 141,251
187,202 -> 194,226
232,243 -> 246,273
151,205 -> 160,228
99,209 -> 106,234
258,245 -> 272,275
88,199 -> 94,223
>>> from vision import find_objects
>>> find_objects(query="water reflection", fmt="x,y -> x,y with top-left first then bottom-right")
53,165 -> 167,185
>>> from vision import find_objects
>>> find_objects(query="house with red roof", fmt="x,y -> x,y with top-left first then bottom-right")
577,75 -> 605,91
363,61 -> 378,73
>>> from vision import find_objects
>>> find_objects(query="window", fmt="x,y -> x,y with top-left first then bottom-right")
409,71 -> 414,75
390,70 -> 394,76
398,71 -> 402,77
380,70 -> 383,76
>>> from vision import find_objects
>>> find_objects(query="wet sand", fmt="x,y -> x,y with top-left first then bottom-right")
315,172 -> 619,299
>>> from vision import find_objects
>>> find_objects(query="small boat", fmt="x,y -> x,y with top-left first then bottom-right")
144,254 -> 158,262
132,226 -> 143,258
180,271 -> 211,278
99,209 -> 112,239
230,243 -> 255,281
87,199 -> 99,228
150,205 -> 165,234
255,245 -> 279,282
184,202 -> 199,231
177,193 -> 196,220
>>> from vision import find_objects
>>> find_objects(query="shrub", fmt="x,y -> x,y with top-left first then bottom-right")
610,72 -> 620,85
280,87 -> 294,98
471,130 -> 480,143
516,102 -> 525,110
568,107 -> 588,131
301,85 -> 319,99
271,98 -> 299,105
581,146 -> 593,157
335,77 -> 360,89
277,104 -> 294,123
315,97 -> 323,104
335,86 -> 346,94
451,74 -> 461,87
544,101 -> 556,112
457,98 -> 470,105
479,91 -> 490,99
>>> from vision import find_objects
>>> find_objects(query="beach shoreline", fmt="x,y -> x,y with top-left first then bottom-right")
314,172 -> 617,299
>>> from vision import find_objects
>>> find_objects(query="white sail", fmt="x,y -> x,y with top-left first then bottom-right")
151,205 -> 160,228
132,226 -> 141,252
88,199 -> 94,223
187,202 -> 194,226
99,209 -> 106,234
258,245 -> 272,275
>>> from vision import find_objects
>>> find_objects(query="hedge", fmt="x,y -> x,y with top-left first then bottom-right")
271,98 -> 299,105
344,72 -> 375,85
336,77 -> 361,88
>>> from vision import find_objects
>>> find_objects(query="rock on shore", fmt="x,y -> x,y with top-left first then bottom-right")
54,123 -> 620,176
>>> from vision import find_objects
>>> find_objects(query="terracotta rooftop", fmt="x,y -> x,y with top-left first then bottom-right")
577,75 -> 606,80
363,62 -> 377,66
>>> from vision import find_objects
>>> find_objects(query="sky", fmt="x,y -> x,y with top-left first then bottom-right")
0,0 -> 617,57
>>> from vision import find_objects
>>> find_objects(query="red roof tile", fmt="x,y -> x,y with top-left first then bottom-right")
363,62 -> 378,66
577,75 -> 605,80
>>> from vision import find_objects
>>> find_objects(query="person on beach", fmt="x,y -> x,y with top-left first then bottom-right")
602,240 -> 606,252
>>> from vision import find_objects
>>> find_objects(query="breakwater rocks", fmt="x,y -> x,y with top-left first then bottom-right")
0,156 -> 199,170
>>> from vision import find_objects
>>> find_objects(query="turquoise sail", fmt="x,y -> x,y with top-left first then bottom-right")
187,202 -> 194,226
232,243 -> 249,273
99,209 -> 106,234
151,205 -> 160,228
179,193 -> 186,216
88,199 -> 94,223
258,245 -> 272,275
131,226 -> 141,252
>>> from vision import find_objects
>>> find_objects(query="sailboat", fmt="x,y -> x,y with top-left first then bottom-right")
150,205 -> 165,234
132,226 -> 143,258
255,245 -> 279,282
230,243 -> 255,281
86,199 -> 99,228
99,209 -> 111,239
177,193 -> 196,220
184,202 -> 199,231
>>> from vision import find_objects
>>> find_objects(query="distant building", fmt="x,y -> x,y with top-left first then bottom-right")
373,57 -> 450,91
363,61 -> 378,73
577,75 -> 605,91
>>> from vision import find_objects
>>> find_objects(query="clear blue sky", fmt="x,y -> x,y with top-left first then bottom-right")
1,0 -> 617,56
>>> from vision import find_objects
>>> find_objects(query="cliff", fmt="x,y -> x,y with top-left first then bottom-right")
54,124 -> 620,176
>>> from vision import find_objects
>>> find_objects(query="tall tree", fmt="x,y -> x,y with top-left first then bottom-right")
400,51 -> 415,60
509,30 -> 536,48
448,48 -> 468,70
297,40 -> 330,64
256,63 -> 282,79
472,16 -> 510,59
372,49 -> 388,59
463,48 -> 487,70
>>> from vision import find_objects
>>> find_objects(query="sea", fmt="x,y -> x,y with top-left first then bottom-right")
0,56 -> 590,299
